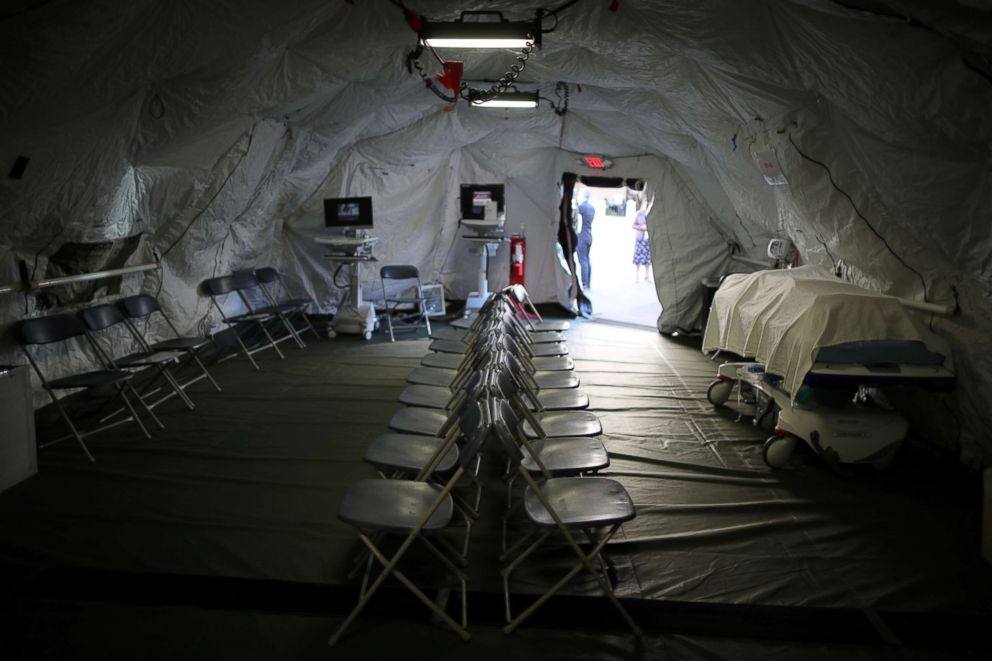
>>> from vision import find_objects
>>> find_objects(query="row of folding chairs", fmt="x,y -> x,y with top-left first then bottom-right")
18,294 -> 221,463
201,267 -> 319,370
330,286 -> 641,645
17,267 -> 316,463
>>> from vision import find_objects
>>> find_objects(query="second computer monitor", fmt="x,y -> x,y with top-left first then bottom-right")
324,196 -> 374,232
460,184 -> 504,220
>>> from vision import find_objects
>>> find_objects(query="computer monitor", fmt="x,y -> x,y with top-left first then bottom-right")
324,196 -> 373,232
460,184 -> 505,220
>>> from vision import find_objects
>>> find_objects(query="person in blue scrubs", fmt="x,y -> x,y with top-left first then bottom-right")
576,191 -> 596,290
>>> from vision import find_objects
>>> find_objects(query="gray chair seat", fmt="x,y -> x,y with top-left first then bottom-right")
49,369 -> 134,389
257,302 -> 305,315
389,407 -> 450,436
533,371 -> 580,389
364,433 -> 459,474
429,338 -> 569,357
406,366 -> 456,388
525,320 -> 570,332
428,338 -> 471,354
530,356 -> 574,371
114,350 -> 184,368
339,479 -> 452,533
431,327 -> 565,344
526,342 -> 569,357
520,437 -> 609,475
226,311 -> 274,323
450,317 -> 474,330
399,384 -> 452,409
150,337 -> 210,351
529,389 -> 589,410
523,411 -> 602,438
401,384 -> 587,411
524,477 -> 634,527
421,352 -> 463,369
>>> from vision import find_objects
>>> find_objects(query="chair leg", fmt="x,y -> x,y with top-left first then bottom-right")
299,310 -> 320,340
124,382 -> 165,430
278,312 -> 307,349
115,384 -> 154,439
257,322 -> 286,359
386,309 -> 395,342
234,334 -> 262,370
47,390 -> 96,463
503,523 -> 641,636
192,353 -> 222,391
328,532 -> 470,646
159,365 -> 195,410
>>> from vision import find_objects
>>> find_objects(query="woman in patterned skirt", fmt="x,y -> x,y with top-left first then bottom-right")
632,204 -> 651,282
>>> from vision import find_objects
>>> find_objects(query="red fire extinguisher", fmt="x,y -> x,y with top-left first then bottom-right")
510,233 -> 526,286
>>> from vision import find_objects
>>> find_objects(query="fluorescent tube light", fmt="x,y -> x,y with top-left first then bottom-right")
470,91 -> 539,109
420,15 -> 539,50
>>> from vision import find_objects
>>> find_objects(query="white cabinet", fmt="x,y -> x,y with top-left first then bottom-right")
0,365 -> 37,492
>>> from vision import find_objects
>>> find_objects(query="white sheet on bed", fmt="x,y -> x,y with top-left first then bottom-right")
702,266 -> 952,399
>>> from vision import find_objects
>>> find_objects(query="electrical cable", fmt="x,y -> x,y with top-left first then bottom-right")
786,131 -> 930,302
546,0 -> 582,18
160,125 -> 256,260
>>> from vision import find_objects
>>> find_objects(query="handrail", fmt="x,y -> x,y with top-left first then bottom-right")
0,261 -> 160,295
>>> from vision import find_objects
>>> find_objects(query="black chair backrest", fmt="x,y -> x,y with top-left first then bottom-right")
20,314 -> 88,346
255,267 -> 279,284
202,276 -> 235,296
491,398 -> 524,464
79,304 -> 126,331
118,294 -> 161,319
380,265 -> 419,280
456,400 -> 489,470
493,368 -> 519,398
231,271 -> 260,290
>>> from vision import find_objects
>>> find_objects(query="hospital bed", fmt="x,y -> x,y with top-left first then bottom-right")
701,268 -> 955,471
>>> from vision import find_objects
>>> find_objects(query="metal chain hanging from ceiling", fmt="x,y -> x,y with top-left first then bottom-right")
391,0 -> 583,105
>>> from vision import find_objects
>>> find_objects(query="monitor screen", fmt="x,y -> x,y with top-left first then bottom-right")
460,184 -> 505,220
324,196 -> 373,229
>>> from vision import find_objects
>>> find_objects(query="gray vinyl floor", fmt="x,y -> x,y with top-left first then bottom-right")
1,319 -> 989,659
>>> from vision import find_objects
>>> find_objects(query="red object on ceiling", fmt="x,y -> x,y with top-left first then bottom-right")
583,156 -> 606,169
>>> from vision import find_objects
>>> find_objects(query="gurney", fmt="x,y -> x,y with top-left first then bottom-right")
702,268 -> 955,471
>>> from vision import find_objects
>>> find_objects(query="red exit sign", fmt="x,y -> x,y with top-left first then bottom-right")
582,155 -> 606,168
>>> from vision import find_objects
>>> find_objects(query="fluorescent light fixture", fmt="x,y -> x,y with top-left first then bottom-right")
470,91 -> 539,109
421,17 -> 539,49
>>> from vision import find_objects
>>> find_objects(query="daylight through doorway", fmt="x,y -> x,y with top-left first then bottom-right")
573,182 -> 661,327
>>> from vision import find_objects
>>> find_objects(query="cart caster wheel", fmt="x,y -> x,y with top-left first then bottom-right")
762,435 -> 797,468
326,329 -> 336,339
363,331 -> 372,341
707,379 -> 733,407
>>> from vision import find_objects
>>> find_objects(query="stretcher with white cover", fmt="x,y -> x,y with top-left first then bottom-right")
701,267 -> 954,470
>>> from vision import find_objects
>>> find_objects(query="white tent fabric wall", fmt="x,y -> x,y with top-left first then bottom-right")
1,0 -> 991,464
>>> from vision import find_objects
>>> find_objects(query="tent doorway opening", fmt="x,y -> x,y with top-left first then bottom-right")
574,182 -> 660,327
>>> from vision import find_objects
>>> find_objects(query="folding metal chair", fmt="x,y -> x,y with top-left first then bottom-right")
508,284 -> 571,332
390,357 -> 495,436
329,400 -> 490,646
18,314 -> 161,463
362,394 -> 488,559
201,275 -> 285,370
490,357 -> 599,438
78,303 -> 196,412
490,398 -> 640,637
254,267 -> 320,341
231,271 -> 307,349
379,265 -> 432,342
117,294 -> 221,392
